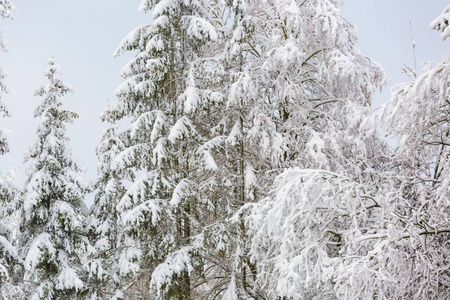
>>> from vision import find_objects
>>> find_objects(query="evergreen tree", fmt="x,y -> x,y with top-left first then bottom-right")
18,59 -> 89,300
0,2 -> 22,298
103,0 -> 233,297
0,170 -> 21,299
84,126 -> 128,300
0,0 -> 14,153
0,68 -> 10,155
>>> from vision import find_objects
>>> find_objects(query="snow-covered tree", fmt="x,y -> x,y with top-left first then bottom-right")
247,169 -> 391,299
370,12 -> 450,297
84,126 -> 128,300
0,0 -> 14,154
0,68 -> 10,155
103,0 -> 230,298
18,59 -> 89,300
0,169 -> 21,299
0,2 -> 21,298
243,0 -> 388,298
245,3 -> 450,298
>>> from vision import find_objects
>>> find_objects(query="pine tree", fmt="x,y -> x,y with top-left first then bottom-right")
84,126 -> 128,300
18,59 -> 89,300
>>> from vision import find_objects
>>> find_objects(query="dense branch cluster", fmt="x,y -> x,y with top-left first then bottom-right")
0,1 -> 449,299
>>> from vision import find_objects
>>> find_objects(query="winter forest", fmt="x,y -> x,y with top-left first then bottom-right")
1,0 -> 450,299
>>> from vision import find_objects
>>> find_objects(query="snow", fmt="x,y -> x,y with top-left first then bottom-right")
226,119 -> 242,146
200,148 -> 218,171
56,267 -> 84,291
0,235 -> 17,260
150,246 -> 194,296
123,198 -> 164,227
244,164 -> 257,201
24,232 -> 55,270
170,179 -> 194,207
183,86 -> 200,114
168,116 -> 198,142
0,0 -> 15,19
183,16 -> 218,41
430,5 -> 450,40
221,273 -> 239,300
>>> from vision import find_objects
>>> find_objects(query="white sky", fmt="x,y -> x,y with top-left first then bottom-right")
0,0 -> 448,206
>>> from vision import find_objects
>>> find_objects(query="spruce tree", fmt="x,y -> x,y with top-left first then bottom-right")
103,0 -> 233,297
0,1 -> 22,298
18,59 -> 89,300
0,0 -> 14,153
84,126 -> 128,300
0,170 -> 20,299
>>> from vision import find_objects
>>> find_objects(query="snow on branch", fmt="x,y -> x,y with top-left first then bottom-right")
430,5 -> 450,40
247,168 -> 387,299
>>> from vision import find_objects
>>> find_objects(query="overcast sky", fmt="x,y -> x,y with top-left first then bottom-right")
0,0 -> 448,206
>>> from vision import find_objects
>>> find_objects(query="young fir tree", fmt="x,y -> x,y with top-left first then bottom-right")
0,68 -> 10,155
84,126 -> 128,300
0,0 -> 14,151
103,0 -> 229,298
0,2 -> 22,298
18,59 -> 89,300
0,170 -> 21,299
0,0 -> 14,156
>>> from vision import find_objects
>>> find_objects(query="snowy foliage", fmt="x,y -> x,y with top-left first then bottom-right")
0,170 -> 20,299
0,0 -> 14,51
0,69 -> 10,155
247,169 -> 384,298
0,3 -> 20,297
430,5 -> 450,41
84,126 -> 130,299
0,0 -> 14,154
218,0 -> 386,297
0,0 -> 14,19
377,51 -> 450,298
103,0 -> 236,298
18,59 -> 89,299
